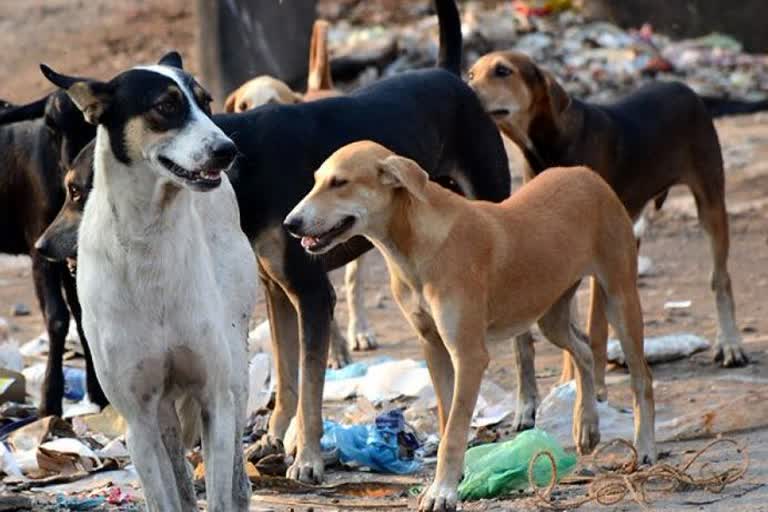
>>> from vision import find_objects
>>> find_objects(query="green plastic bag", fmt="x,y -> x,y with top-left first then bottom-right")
458,428 -> 577,500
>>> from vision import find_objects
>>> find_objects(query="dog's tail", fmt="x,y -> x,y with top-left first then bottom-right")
307,19 -> 334,93
701,96 -> 768,118
0,95 -> 48,125
435,0 -> 462,75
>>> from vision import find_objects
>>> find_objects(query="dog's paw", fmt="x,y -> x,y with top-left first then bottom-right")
348,328 -> 377,351
246,434 -> 285,462
596,384 -> 608,403
713,336 -> 749,368
418,482 -> 458,512
511,403 -> 536,432
286,449 -> 324,484
636,442 -> 657,466
327,344 -> 352,369
573,410 -> 600,456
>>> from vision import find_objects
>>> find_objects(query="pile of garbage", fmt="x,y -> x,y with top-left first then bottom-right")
325,1 -> 768,103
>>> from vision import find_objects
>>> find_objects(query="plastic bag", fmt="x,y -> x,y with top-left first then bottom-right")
320,409 -> 421,474
458,429 -> 577,500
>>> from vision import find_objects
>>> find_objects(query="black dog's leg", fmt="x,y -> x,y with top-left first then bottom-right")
33,254 -> 68,417
61,271 -> 108,408
284,246 -> 335,484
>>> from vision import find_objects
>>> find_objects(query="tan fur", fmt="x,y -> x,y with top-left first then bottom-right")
223,76 -> 302,113
287,141 -> 656,512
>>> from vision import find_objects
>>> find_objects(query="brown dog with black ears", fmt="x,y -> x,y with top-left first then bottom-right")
468,50 -> 746,402
284,140 -> 656,512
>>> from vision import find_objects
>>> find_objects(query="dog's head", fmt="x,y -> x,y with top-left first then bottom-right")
224,76 -> 303,113
40,51 -> 237,192
468,51 -> 571,135
34,140 -> 95,268
284,141 -> 427,254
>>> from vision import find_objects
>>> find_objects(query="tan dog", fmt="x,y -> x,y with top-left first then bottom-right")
224,20 -> 378,364
223,20 -> 338,112
468,51 -> 745,404
284,141 -> 656,512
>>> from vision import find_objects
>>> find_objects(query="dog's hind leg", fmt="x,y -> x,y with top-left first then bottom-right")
61,272 -> 109,408
600,281 -> 656,463
538,287 -> 600,455
345,255 -> 377,351
586,277 -> 609,401
34,256 -> 69,417
251,270 -> 299,459
690,180 -> 747,367
511,331 -> 537,431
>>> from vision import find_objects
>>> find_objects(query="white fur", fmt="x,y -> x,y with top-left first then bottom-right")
77,67 -> 257,511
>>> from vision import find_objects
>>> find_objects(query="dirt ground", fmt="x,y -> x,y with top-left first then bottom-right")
0,1 -> 766,510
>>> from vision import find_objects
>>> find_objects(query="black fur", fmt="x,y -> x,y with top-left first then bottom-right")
0,92 -> 103,416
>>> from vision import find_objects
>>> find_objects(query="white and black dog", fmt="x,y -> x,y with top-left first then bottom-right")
41,52 -> 257,512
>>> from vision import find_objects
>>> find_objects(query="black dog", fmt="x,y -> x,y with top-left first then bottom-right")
0,91 -> 105,416
39,0 -> 509,483
214,0 -> 509,482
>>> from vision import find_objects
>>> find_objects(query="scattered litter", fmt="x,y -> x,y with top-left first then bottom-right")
637,255 -> 654,277
247,353 -> 273,416
63,367 -> 86,402
54,494 -> 105,510
530,438 -> 748,510
607,333 -> 710,365
20,322 -> 83,357
459,428 -> 577,500
321,409 -> 421,474
325,356 -> 393,381
0,441 -> 22,477
0,340 -> 22,373
0,368 -> 25,405
664,300 -> 692,310
63,398 -> 102,420
324,359 -> 431,403
73,406 -> 126,439
0,317 -> 9,342
10,303 -> 30,317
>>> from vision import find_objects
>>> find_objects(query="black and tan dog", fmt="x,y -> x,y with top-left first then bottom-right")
468,51 -> 746,411
285,141 -> 655,511
0,91 -> 103,416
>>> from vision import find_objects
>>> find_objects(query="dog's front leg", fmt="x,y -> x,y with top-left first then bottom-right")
286,279 -> 334,484
251,271 -> 299,459
419,313 -> 489,512
201,388 -> 237,512
33,255 -> 69,417
511,331 -> 538,431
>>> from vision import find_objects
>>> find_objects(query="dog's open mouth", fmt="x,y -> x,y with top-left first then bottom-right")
488,108 -> 510,117
300,216 -> 355,253
159,156 -> 224,187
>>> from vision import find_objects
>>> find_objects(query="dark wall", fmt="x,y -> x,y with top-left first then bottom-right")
583,0 -> 768,52
197,0 -> 317,105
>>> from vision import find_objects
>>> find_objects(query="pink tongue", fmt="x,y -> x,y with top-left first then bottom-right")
301,236 -> 319,249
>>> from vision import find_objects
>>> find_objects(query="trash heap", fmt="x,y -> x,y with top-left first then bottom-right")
325,1 -> 768,103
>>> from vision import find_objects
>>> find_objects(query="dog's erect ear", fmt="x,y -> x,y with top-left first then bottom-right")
377,155 -> 428,202
40,65 -> 112,125
158,51 -> 184,69
223,91 -> 239,113
543,71 -> 570,117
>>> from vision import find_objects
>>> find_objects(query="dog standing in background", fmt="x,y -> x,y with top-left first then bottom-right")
225,19 -> 378,365
42,53 -> 257,511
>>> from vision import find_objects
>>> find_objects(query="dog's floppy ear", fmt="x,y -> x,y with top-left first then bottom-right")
377,155 -> 428,202
40,64 -> 112,125
543,70 -> 570,117
158,51 -> 184,69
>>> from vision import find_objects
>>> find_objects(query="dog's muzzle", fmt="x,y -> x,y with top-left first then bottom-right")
283,215 -> 356,254
159,141 -> 238,190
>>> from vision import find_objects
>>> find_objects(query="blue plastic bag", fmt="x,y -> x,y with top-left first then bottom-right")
63,367 -> 86,401
320,409 -> 421,474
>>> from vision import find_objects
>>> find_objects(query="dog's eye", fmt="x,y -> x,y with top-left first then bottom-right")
329,177 -> 348,189
68,183 -> 82,202
155,99 -> 180,116
494,64 -> 514,78
467,70 -> 475,81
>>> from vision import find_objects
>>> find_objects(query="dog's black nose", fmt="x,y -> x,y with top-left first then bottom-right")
34,237 -> 53,260
283,217 -> 304,237
210,140 -> 238,166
